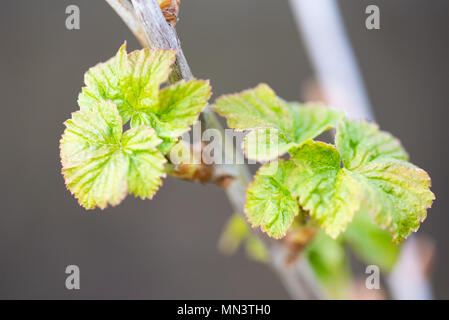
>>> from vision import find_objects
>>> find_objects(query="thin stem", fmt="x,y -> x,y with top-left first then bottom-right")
107,0 -> 323,299
105,0 -> 150,47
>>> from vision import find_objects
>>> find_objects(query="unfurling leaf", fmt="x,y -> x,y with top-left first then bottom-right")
137,79 -> 212,139
60,101 -> 166,209
123,126 -> 167,200
78,43 -> 211,153
78,43 -> 130,112
245,235 -> 269,263
218,213 -> 249,255
336,120 -> 434,243
245,160 -> 299,238
218,213 -> 269,263
213,84 -> 343,161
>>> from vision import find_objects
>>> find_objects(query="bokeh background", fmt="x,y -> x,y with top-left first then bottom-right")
0,0 -> 447,299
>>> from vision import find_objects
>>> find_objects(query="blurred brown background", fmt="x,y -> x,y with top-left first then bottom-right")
0,0 -> 447,299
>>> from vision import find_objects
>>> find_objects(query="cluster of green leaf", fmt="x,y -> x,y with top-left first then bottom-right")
214,83 -> 434,298
60,44 -> 435,299
214,84 -> 434,243
60,43 -> 211,209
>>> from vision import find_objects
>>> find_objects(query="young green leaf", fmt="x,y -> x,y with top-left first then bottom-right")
122,126 -> 167,199
131,79 -> 212,139
245,235 -> 269,263
60,100 -> 166,209
78,43 -> 130,112
336,119 -> 435,242
245,160 -> 299,239
289,141 -> 362,239
78,43 -> 211,153
214,84 -> 292,131
336,119 -> 409,168
218,213 -> 249,255
213,84 -> 343,161
118,48 -> 178,122
218,213 -> 269,263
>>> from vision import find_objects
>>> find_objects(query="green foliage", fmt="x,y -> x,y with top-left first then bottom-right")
62,42 -> 434,296
60,44 -> 211,209
214,84 -> 343,161
78,43 -> 211,154
245,160 -> 299,239
289,142 -> 361,238
336,120 -> 434,243
60,101 -> 166,209
218,213 -> 249,254
214,84 -> 434,243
